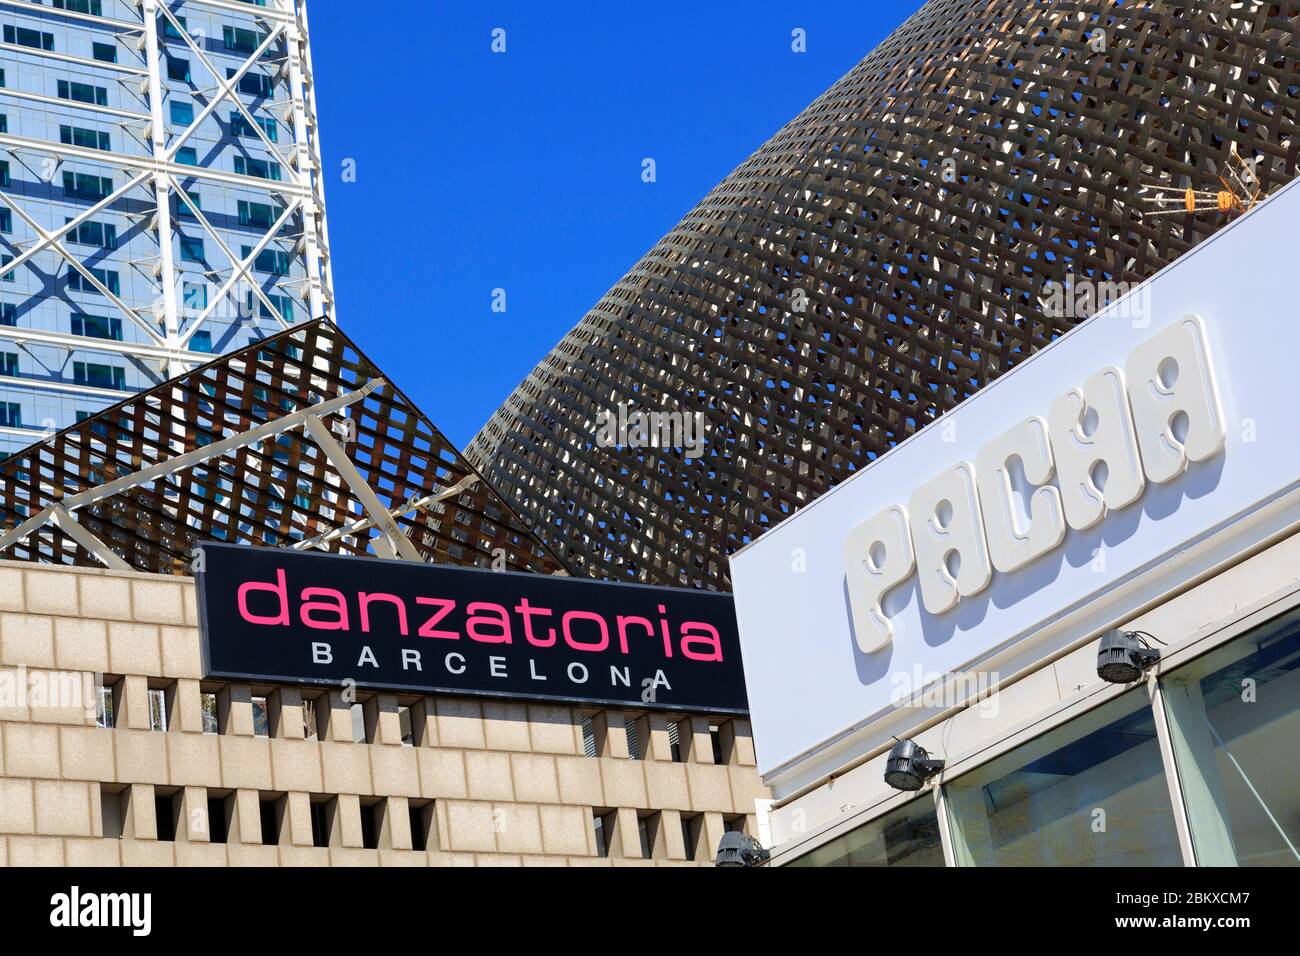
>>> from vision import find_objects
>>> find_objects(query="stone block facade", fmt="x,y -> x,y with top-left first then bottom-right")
0,560 -> 768,865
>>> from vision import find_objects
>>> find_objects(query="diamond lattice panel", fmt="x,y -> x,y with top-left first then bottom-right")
0,320 -> 569,577
467,0 -> 1300,590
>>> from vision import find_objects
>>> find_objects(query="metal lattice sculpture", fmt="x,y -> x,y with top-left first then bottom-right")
468,0 -> 1300,590
0,320 -> 569,577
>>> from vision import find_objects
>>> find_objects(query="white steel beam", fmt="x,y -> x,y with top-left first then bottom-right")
0,378 -> 385,561
0,131 -> 312,197
303,414 -> 424,563
0,169 -> 155,286
0,424 -> 46,441
0,187 -> 164,343
60,380 -> 384,513
0,507 -> 56,556
0,374 -> 132,402
0,87 -> 149,122
157,8 -> 292,171
0,43 -> 148,77
292,474 -> 480,553
51,505 -> 133,571
0,0 -> 145,32
298,0 -> 335,309
185,0 -> 296,24
0,379 -> 390,564
0,323 -> 213,366
142,0 -> 181,374
286,0 -> 332,318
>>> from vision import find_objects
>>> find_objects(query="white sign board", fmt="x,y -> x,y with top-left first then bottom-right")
730,178 -> 1300,778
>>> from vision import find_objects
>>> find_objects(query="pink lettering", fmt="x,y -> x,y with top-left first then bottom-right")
515,598 -> 556,647
416,597 -> 458,639
466,601 -> 511,644
237,568 -> 289,626
680,621 -> 723,661
616,615 -> 670,656
563,610 -> 609,652
359,592 -> 408,635
300,587 -> 348,631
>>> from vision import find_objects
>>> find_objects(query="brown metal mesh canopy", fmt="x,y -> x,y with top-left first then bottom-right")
468,0 -> 1300,590
0,320 -> 570,577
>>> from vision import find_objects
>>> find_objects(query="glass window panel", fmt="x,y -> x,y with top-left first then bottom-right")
201,692 -> 219,734
302,697 -> 317,740
786,795 -> 944,867
148,688 -> 167,732
945,687 -> 1182,865
96,685 -> 114,729
1162,607 -> 1300,866
183,282 -> 207,311
252,696 -> 270,737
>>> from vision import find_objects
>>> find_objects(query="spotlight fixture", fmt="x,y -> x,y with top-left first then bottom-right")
883,737 -> 945,792
1096,628 -> 1162,684
715,832 -> 770,867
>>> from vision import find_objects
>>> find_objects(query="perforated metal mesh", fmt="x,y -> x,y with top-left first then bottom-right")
0,320 -> 568,577
468,0 -> 1300,590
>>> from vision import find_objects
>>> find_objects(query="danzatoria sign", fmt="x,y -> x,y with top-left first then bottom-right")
196,543 -> 748,714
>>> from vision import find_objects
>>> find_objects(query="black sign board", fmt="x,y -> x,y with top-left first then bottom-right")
196,543 -> 748,714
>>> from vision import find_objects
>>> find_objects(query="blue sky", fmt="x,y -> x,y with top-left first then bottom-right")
309,1 -> 924,447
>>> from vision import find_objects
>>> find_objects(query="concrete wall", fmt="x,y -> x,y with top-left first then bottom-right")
0,560 -> 769,866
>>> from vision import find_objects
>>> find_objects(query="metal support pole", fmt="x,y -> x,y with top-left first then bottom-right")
303,414 -> 423,562
141,0 -> 181,375
51,506 -> 132,571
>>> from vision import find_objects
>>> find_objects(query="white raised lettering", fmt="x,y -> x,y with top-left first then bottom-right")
1048,366 -> 1145,530
1126,314 -> 1226,483
842,505 -> 914,652
975,416 -> 1065,573
841,317 -> 1226,646
908,463 -> 992,614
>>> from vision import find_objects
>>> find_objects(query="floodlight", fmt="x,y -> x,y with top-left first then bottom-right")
1096,628 -> 1162,684
715,832 -> 769,867
884,737 -> 944,791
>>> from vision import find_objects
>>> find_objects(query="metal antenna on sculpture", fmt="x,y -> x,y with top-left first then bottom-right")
1140,146 -> 1265,219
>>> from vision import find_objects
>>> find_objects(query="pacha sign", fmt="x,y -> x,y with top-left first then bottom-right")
731,183 -> 1300,777
196,542 -> 748,713
844,315 -> 1225,651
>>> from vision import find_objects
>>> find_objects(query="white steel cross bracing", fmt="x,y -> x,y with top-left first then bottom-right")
302,413 -> 423,563
0,0 -> 335,405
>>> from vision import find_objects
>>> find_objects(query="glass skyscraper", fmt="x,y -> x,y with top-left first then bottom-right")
0,0 -> 333,458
